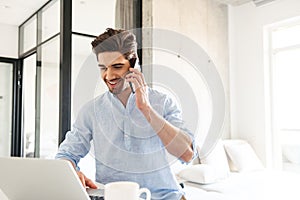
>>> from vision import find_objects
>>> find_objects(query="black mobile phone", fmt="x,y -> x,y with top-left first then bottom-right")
128,58 -> 137,93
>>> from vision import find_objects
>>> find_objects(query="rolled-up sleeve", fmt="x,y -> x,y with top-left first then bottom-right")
163,96 -> 198,164
55,105 -> 93,169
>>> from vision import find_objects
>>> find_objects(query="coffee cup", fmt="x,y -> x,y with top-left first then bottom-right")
105,181 -> 151,200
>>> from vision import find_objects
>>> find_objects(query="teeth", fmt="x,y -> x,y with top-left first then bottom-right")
108,81 -> 117,85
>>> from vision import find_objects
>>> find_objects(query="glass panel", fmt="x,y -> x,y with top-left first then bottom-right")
71,34 -> 106,123
22,54 -> 37,157
20,16 -> 37,54
40,36 -> 60,158
274,48 -> 300,171
72,0 -> 117,35
274,48 -> 300,130
273,48 -> 300,173
272,24 -> 300,49
0,62 -> 13,157
41,0 -> 60,42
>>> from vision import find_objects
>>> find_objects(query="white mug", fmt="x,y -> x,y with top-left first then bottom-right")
105,181 -> 151,200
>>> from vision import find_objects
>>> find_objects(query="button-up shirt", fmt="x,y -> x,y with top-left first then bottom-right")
56,88 -> 196,200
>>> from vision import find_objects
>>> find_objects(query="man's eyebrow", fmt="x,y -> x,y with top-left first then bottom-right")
98,63 -> 125,67
111,63 -> 125,66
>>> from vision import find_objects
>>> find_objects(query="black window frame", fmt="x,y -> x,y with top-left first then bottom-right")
0,56 -> 22,156
15,0 -> 143,156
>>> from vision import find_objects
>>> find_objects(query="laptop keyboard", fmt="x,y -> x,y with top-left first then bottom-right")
89,196 -> 104,200
87,187 -> 104,200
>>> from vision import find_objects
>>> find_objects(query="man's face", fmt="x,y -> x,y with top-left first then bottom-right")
98,51 -> 131,94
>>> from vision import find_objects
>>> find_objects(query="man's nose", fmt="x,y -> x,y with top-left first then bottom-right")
105,67 -> 115,80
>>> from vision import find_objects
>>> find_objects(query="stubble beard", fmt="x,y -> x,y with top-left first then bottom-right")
109,78 -> 129,95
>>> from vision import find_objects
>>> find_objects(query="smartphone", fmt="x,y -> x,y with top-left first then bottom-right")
128,58 -> 137,93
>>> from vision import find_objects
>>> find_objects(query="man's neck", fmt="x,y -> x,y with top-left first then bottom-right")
115,87 -> 132,107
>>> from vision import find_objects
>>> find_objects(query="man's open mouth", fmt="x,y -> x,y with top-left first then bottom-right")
107,78 -> 122,88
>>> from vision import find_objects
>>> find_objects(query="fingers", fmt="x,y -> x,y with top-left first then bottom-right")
126,69 -> 147,90
76,171 -> 98,189
129,68 -> 146,83
86,178 -> 98,189
126,74 -> 144,89
77,171 -> 86,188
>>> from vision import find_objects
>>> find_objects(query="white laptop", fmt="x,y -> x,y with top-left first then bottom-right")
0,157 -> 103,200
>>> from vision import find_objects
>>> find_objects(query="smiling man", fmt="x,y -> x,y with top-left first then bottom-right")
56,28 -> 196,200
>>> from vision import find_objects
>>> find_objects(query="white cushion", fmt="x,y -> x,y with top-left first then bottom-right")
200,139 -> 230,180
177,164 -> 217,184
223,139 -> 264,172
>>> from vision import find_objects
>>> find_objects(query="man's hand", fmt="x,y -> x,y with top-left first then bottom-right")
76,170 -> 98,189
65,160 -> 98,189
125,68 -> 150,111
125,69 -> 194,163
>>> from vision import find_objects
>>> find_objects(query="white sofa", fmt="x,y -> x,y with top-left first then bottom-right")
175,139 -> 300,200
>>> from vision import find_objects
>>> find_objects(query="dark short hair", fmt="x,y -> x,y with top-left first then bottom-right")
91,28 -> 137,61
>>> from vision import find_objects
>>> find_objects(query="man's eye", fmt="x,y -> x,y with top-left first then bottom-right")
99,66 -> 107,71
113,65 -> 123,69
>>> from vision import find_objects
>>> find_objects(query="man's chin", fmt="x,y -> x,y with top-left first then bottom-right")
109,86 -> 129,95
109,87 -> 123,95
109,88 -> 118,94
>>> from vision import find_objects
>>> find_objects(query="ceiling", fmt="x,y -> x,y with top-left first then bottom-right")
0,0 -> 255,26
0,0 -> 49,26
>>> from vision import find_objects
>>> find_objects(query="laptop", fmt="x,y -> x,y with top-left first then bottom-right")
0,157 -> 104,200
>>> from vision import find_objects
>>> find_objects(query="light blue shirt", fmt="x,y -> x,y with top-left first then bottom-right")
56,88 -> 196,200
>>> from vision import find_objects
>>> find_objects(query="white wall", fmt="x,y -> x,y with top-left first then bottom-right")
229,0 -> 300,166
0,23 -> 18,58
151,0 -> 230,144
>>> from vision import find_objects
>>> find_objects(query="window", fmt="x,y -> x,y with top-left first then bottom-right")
41,0 -> 60,42
0,62 -> 13,157
19,16 -> 37,54
22,54 -> 37,157
19,0 -> 60,158
17,0 -> 141,160
39,36 -> 60,158
267,17 -> 300,173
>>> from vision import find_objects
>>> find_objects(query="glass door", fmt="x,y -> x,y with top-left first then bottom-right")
22,54 -> 37,157
0,62 -> 13,157
22,36 -> 60,159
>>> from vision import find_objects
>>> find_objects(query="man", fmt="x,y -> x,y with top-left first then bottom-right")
56,28 -> 196,200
